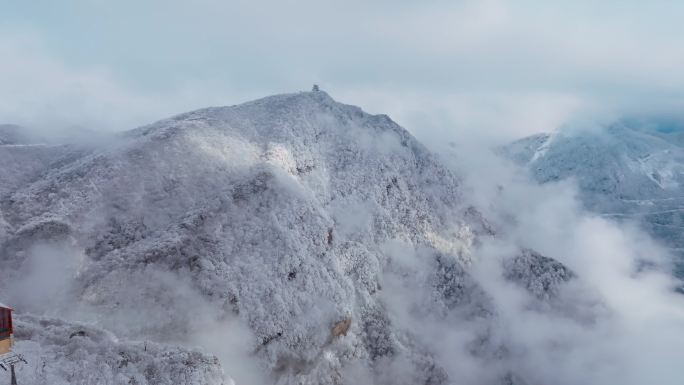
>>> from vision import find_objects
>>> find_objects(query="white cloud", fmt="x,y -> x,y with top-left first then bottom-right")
3,1 -> 684,138
0,33 -> 247,134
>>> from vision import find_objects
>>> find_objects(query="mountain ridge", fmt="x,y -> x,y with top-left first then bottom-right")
1,90 -> 583,385
503,120 -> 684,277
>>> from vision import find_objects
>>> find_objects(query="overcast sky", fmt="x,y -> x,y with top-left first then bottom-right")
2,0 -> 684,140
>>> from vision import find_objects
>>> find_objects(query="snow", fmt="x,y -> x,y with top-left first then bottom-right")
503,121 -> 684,277
0,90 -> 583,384
503,249 -> 575,301
11,314 -> 225,385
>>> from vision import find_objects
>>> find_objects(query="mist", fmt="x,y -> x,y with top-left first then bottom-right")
3,94 -> 684,384
393,115 -> 684,384
4,1 -> 684,139
2,1 -> 684,384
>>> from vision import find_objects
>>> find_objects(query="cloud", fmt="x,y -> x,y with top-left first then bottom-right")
334,87 -> 586,142
370,135 -> 684,383
0,32 -> 243,134
432,132 -> 684,384
3,2 -> 684,383
5,241 -> 85,315
3,1 -> 684,138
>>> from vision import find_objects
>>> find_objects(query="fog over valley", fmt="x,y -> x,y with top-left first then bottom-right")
1,2 -> 684,384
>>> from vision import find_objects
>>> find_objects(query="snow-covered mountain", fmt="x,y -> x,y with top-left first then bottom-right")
1,91 -> 594,385
13,314 -> 225,385
503,119 -> 684,277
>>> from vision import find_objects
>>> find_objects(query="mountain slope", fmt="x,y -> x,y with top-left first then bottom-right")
12,314 -> 225,385
503,121 -> 684,276
1,91 -> 584,385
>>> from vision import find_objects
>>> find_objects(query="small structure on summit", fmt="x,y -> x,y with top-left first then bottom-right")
312,84 -> 320,92
0,302 -> 27,385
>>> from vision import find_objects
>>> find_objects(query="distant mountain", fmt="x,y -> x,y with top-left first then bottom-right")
0,91 -> 591,385
0,124 -> 29,145
503,119 -> 684,277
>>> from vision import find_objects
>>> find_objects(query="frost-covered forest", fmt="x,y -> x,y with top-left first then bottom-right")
1,91 -> 683,384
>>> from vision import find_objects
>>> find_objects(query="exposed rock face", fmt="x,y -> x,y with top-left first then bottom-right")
331,318 -> 352,338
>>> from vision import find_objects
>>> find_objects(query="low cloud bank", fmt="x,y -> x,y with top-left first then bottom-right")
407,128 -> 684,384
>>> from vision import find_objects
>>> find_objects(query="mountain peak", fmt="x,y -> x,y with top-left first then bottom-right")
132,89 -> 408,155
236,89 -> 338,110
0,89 -> 593,385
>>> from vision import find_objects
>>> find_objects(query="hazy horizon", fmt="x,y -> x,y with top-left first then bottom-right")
3,1 -> 684,141
2,3 -> 684,385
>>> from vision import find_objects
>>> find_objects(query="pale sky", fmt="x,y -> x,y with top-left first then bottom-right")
2,0 -> 684,140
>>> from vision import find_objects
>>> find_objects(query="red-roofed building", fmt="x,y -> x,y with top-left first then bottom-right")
0,303 -> 13,355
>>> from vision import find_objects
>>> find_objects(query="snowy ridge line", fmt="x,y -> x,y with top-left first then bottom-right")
1,90 -> 593,385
